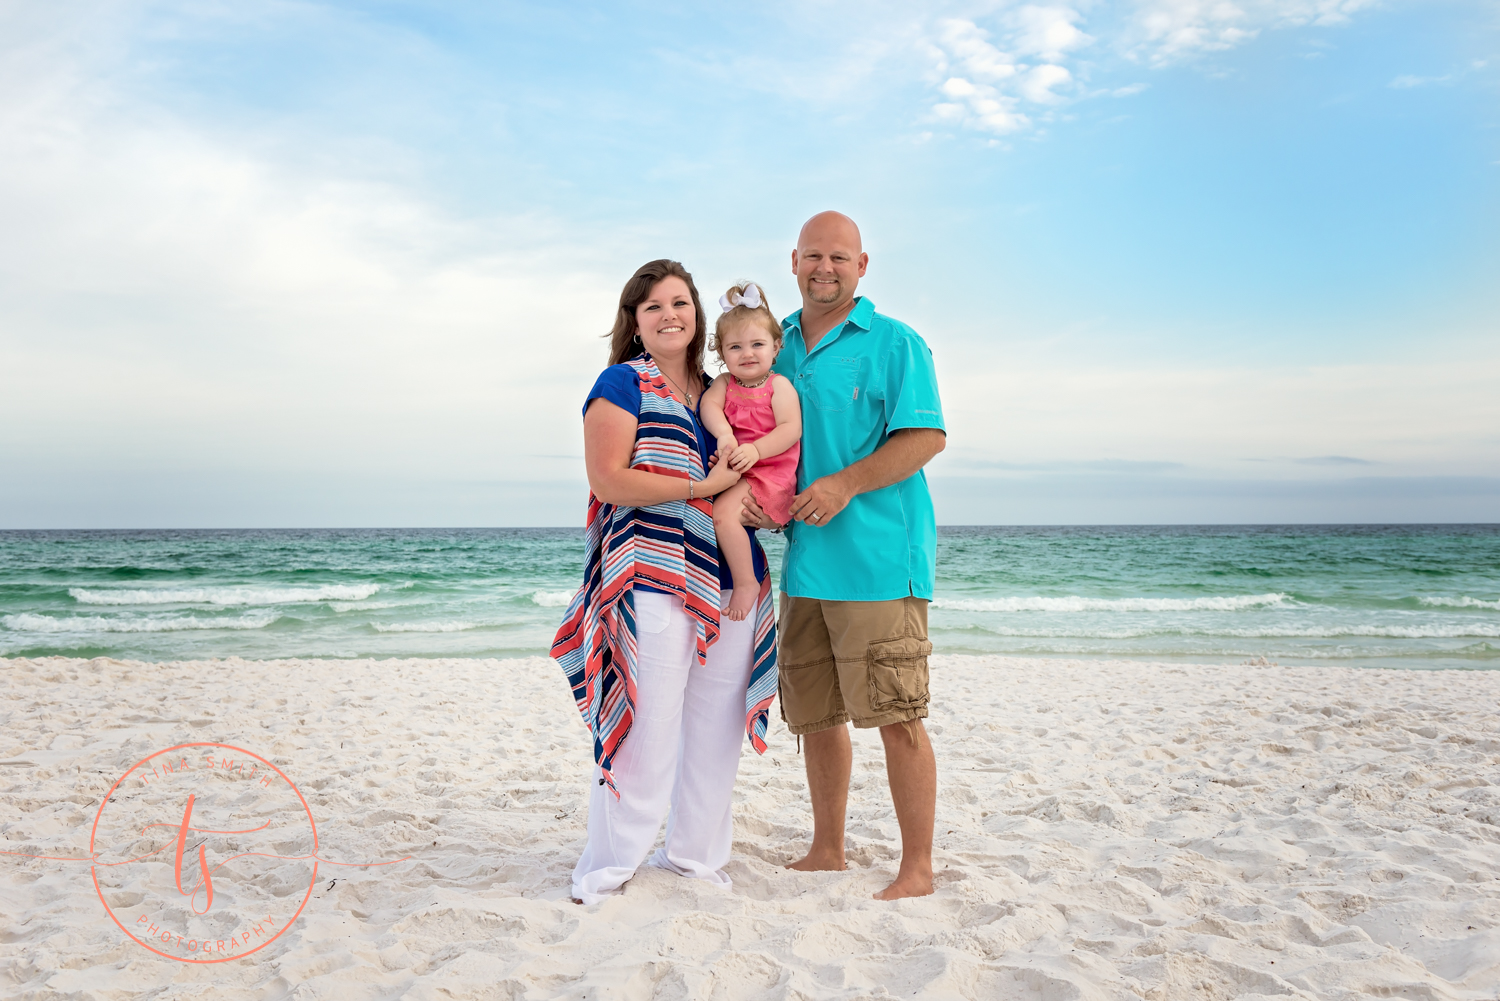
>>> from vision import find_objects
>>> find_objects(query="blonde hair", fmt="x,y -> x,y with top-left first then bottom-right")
711,281 -> 782,362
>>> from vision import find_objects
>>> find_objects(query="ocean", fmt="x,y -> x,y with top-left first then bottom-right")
1,526 -> 1497,669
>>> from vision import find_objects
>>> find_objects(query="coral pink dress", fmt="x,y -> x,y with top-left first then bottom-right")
722,376 -> 800,526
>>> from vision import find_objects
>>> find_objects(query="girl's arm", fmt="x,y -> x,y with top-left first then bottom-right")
585,398 -> 739,506
744,374 -> 803,460
698,376 -> 737,450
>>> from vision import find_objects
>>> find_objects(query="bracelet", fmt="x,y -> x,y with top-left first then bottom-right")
688,480 -> 695,501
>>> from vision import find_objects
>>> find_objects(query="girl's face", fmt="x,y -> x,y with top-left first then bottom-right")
634,277 -> 696,363
718,320 -> 778,383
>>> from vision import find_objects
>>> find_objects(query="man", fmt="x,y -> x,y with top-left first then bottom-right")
743,211 -> 946,900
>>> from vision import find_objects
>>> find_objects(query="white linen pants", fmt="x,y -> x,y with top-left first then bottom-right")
571,590 -> 755,904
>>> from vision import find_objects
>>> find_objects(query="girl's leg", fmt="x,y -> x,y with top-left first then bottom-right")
712,480 -> 758,621
571,592 -> 694,904
651,593 -> 755,886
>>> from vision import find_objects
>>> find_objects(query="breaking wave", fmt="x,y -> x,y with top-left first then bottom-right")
932,593 -> 1291,613
1419,596 -> 1500,610
371,621 -> 482,633
70,584 -> 383,606
2,612 -> 280,633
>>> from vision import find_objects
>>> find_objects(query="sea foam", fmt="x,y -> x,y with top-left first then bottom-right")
69,584 -> 382,606
530,590 -> 575,608
953,623 -> 1500,639
932,593 -> 1290,613
1419,596 -> 1500,610
3,612 -> 280,633
371,621 -> 482,633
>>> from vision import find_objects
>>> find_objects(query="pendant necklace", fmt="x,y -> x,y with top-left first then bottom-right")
660,369 -> 695,407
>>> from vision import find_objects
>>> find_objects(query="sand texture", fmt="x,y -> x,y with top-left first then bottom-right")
3,654 -> 1500,1000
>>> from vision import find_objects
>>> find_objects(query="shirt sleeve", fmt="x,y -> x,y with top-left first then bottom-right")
884,332 -> 946,433
583,364 -> 641,420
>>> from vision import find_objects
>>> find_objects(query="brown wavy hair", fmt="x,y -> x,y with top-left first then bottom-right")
607,259 -> 708,370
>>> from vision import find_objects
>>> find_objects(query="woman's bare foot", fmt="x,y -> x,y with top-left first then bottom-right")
724,585 -> 757,621
873,869 -> 933,900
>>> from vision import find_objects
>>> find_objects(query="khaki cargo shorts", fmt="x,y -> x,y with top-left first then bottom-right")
777,593 -> 932,735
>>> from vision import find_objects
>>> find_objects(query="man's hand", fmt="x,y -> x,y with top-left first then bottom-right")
728,443 -> 760,472
739,487 -> 781,530
789,474 -> 854,526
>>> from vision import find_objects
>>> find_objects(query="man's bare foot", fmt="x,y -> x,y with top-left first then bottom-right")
785,849 -> 846,872
724,585 -> 757,621
873,870 -> 933,900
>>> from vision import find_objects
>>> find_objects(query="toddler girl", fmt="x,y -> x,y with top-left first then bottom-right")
700,282 -> 802,621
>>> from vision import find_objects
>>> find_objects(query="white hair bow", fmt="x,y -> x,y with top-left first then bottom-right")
718,282 -> 763,313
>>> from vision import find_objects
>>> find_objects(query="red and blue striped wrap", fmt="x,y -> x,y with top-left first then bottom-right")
551,356 -> 777,795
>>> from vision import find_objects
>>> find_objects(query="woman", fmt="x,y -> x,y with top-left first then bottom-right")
551,259 -> 778,905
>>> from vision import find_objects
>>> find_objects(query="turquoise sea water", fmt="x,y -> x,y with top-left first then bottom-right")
1,526 -> 1497,668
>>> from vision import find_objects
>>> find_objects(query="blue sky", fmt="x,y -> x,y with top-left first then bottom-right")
1,0 -> 1496,526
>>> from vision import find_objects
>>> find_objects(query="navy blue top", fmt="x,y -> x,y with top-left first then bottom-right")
585,361 -> 767,592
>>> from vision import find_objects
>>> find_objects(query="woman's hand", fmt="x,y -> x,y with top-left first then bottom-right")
728,443 -> 760,472
697,460 -> 741,497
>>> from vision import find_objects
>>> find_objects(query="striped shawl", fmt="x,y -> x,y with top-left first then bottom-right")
551,355 -> 777,793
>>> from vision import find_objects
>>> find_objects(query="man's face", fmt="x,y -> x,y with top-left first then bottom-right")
792,221 -> 868,308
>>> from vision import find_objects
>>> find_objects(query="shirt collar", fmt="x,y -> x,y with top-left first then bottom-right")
783,296 -> 875,343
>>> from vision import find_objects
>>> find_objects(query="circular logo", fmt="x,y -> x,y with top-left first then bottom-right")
90,742 -> 318,963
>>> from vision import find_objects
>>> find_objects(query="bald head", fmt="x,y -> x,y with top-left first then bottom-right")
797,211 -> 862,254
792,211 -> 868,317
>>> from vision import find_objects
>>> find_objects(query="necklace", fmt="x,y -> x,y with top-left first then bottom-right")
659,368 -> 696,407
733,373 -> 771,389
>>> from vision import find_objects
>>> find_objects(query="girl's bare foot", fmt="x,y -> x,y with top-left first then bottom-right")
724,585 -> 757,621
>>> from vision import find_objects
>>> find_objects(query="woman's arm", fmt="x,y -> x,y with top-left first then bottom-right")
585,397 -> 739,506
744,374 -> 803,460
698,376 -> 737,451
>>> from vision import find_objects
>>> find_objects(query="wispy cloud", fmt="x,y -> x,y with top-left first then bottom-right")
1293,456 -> 1378,466
925,0 -> 1377,138
926,10 -> 1088,135
1126,0 -> 1375,63
1390,73 -> 1453,88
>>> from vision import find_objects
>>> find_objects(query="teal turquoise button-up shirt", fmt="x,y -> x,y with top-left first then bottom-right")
773,297 -> 946,601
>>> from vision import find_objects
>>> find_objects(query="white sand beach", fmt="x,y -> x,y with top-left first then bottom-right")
3,653 -> 1499,1000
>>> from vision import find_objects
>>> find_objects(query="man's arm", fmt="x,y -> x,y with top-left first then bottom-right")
740,426 -> 945,528
788,427 -> 945,525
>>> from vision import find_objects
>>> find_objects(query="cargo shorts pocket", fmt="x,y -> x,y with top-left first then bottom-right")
866,636 -> 932,714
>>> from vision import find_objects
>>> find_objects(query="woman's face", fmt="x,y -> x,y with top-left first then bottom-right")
634,277 -> 696,363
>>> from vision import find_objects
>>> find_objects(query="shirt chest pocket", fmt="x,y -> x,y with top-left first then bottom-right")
805,356 -> 866,413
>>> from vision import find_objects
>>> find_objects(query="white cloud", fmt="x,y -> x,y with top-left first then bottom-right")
1389,73 -> 1452,88
1019,63 -> 1074,104
1012,5 -> 1093,61
926,0 -> 1375,137
935,353 -> 1500,479
0,24 -> 625,494
1126,0 -> 1376,64
935,17 -> 1020,82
